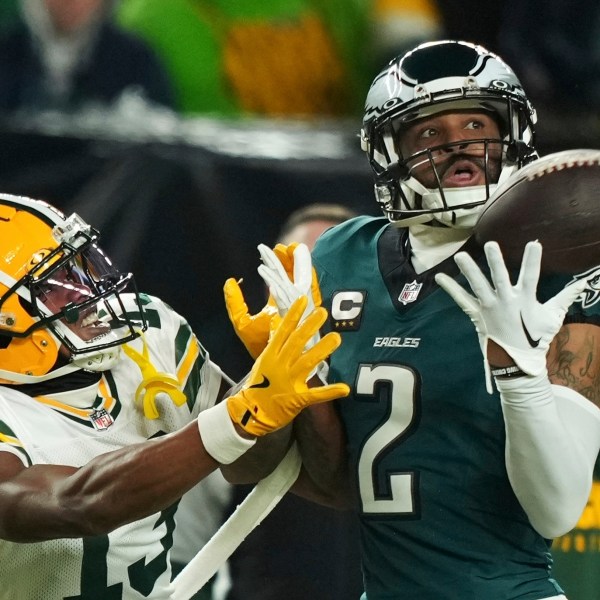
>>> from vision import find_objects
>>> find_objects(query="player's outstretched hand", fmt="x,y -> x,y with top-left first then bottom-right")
258,243 -> 322,314
227,296 -> 350,436
258,243 -> 329,380
271,242 -> 323,310
257,242 -> 321,348
435,241 -> 586,393
223,277 -> 279,360
224,243 -> 320,359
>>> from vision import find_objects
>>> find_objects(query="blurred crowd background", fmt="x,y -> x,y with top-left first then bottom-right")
0,0 -> 598,375
0,2 -> 598,599
1,0 -> 599,121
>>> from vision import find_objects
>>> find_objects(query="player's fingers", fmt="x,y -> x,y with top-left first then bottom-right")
223,278 -> 250,324
483,241 -> 514,296
311,267 -> 323,307
279,303 -> 327,362
435,273 -> 480,314
258,244 -> 290,280
270,295 -> 309,354
454,250 -> 496,304
273,242 -> 298,257
549,277 -> 587,313
517,241 -> 542,296
301,382 -> 351,405
273,243 -> 297,278
291,330 -> 340,375
258,264 -> 297,308
292,243 -> 313,291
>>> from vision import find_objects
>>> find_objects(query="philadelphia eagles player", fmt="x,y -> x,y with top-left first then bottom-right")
225,41 -> 600,599
0,194 -> 349,600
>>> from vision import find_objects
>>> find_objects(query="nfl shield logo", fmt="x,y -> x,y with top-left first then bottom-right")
90,408 -> 114,431
399,280 -> 422,305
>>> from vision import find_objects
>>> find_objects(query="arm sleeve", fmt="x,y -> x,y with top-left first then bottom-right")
498,373 -> 600,538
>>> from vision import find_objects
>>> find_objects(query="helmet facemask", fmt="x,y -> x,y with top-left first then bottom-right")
367,123 -> 518,228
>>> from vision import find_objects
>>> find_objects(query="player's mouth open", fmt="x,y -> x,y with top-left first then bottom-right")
73,306 -> 111,341
80,310 -> 101,328
442,160 -> 484,187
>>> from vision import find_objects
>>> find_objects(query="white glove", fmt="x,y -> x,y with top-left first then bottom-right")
257,243 -> 326,380
257,243 -> 319,347
435,241 -> 586,393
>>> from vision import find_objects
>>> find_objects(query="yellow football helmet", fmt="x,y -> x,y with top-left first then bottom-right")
0,194 -> 146,383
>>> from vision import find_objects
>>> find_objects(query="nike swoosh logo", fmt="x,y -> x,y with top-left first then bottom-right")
520,315 -> 541,348
249,375 -> 270,389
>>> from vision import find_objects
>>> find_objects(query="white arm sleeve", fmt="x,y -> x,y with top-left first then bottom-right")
497,373 -> 600,539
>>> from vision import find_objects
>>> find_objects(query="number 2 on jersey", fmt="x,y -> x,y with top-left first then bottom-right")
356,364 -> 420,516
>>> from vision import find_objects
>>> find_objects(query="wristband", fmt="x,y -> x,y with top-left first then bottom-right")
491,365 -> 526,379
197,401 -> 256,464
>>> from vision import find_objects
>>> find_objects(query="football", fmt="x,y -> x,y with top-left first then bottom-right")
474,149 -> 600,274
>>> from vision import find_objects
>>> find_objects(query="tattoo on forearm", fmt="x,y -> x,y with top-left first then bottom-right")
548,328 -> 600,404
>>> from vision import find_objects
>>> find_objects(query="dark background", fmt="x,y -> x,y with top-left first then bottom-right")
0,102 -> 595,380
0,119 -> 376,379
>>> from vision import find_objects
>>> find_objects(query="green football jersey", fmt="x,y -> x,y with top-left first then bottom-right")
312,216 -> 600,600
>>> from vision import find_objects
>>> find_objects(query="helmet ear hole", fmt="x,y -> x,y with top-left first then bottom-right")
0,333 -> 9,350
387,162 -> 410,180
505,144 -> 519,163
17,295 -> 37,318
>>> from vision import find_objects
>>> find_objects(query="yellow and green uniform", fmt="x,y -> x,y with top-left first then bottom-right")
0,294 -> 224,600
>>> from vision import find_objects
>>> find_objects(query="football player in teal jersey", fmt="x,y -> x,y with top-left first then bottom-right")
226,40 -> 600,599
0,194 -> 348,599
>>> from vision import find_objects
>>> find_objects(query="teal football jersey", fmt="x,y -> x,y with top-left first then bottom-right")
312,216 -> 600,600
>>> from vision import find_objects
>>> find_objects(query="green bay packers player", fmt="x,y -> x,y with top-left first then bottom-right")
0,194 -> 349,599
227,41 -> 600,599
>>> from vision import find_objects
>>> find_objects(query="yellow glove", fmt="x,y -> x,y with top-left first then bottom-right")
227,296 -> 349,436
223,277 -> 280,360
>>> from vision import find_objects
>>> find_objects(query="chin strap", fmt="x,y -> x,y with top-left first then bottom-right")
122,333 -> 186,419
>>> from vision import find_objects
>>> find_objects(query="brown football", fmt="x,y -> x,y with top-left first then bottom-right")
474,149 -> 600,274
